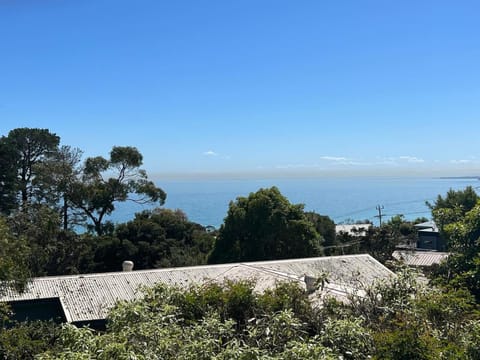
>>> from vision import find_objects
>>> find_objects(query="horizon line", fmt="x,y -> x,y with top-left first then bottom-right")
149,168 -> 480,181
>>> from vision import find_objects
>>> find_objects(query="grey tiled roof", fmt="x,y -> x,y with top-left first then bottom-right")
1,254 -> 393,323
392,250 -> 449,267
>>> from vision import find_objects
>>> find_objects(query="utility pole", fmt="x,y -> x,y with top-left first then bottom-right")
375,205 -> 384,226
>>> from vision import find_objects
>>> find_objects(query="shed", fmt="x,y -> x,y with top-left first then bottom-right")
415,221 -> 445,251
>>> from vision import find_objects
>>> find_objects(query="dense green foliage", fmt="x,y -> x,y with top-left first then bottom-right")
0,128 -> 215,277
4,127 -> 480,358
0,128 -> 166,236
0,321 -> 62,359
69,145 -> 166,235
0,128 -> 60,210
0,207 -> 216,277
209,187 -> 323,263
0,217 -> 30,293
429,187 -> 480,302
429,186 -> 479,228
0,141 -> 18,215
304,212 -> 337,256
34,145 -> 85,231
90,208 -> 216,272
335,215 -> 419,262
2,273 -> 478,359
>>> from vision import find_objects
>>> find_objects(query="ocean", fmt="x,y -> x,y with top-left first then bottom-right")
109,176 -> 480,228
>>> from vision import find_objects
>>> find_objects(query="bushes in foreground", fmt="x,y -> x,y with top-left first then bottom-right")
0,272 -> 470,359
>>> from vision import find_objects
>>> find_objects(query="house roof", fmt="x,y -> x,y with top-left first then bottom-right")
1,254 -> 393,324
392,250 -> 449,267
415,221 -> 439,232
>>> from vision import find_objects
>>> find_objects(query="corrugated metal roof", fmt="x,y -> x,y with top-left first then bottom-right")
1,254 -> 393,323
392,250 -> 449,267
415,221 -> 439,232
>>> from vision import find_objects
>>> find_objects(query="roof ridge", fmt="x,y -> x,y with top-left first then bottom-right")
23,254 -> 374,281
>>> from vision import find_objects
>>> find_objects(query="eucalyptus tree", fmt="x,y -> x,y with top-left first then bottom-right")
0,216 -> 30,293
0,140 -> 18,215
0,128 -> 60,211
69,146 -> 166,235
34,145 -> 85,230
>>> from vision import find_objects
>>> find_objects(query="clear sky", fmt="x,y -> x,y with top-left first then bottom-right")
1,0 -> 480,179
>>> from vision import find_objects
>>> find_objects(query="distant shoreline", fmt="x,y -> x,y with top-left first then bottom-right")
438,176 -> 480,180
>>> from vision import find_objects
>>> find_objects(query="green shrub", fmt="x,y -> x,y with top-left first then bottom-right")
0,321 -> 62,360
320,317 -> 373,360
373,326 -> 440,360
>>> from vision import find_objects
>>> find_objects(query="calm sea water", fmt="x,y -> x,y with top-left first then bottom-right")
109,176 -> 480,228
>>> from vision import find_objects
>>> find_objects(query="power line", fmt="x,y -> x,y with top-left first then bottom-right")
382,211 -> 430,217
374,205 -> 385,226
333,200 -> 439,224
332,198 -> 435,222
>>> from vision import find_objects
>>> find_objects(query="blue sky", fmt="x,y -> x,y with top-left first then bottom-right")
1,0 -> 480,179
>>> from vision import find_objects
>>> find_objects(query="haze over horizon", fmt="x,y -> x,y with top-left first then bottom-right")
2,1 -> 480,179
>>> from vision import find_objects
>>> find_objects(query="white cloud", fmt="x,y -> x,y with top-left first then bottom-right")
277,155 -> 431,171
398,156 -> 425,163
450,159 -> 472,164
376,157 -> 398,166
321,156 -> 376,166
377,156 -> 425,165
346,161 -> 375,166
320,156 -> 348,162
202,150 -> 231,160
203,150 -> 218,156
276,163 -> 321,169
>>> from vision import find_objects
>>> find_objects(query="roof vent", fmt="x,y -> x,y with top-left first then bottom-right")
122,260 -> 134,272
304,274 -> 317,293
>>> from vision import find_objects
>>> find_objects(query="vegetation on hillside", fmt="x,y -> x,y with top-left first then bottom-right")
208,186 -> 324,264
2,272 -> 480,359
0,128 -> 341,278
3,127 -> 480,358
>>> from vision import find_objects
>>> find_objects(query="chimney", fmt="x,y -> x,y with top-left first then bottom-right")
122,260 -> 134,272
304,274 -> 317,293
